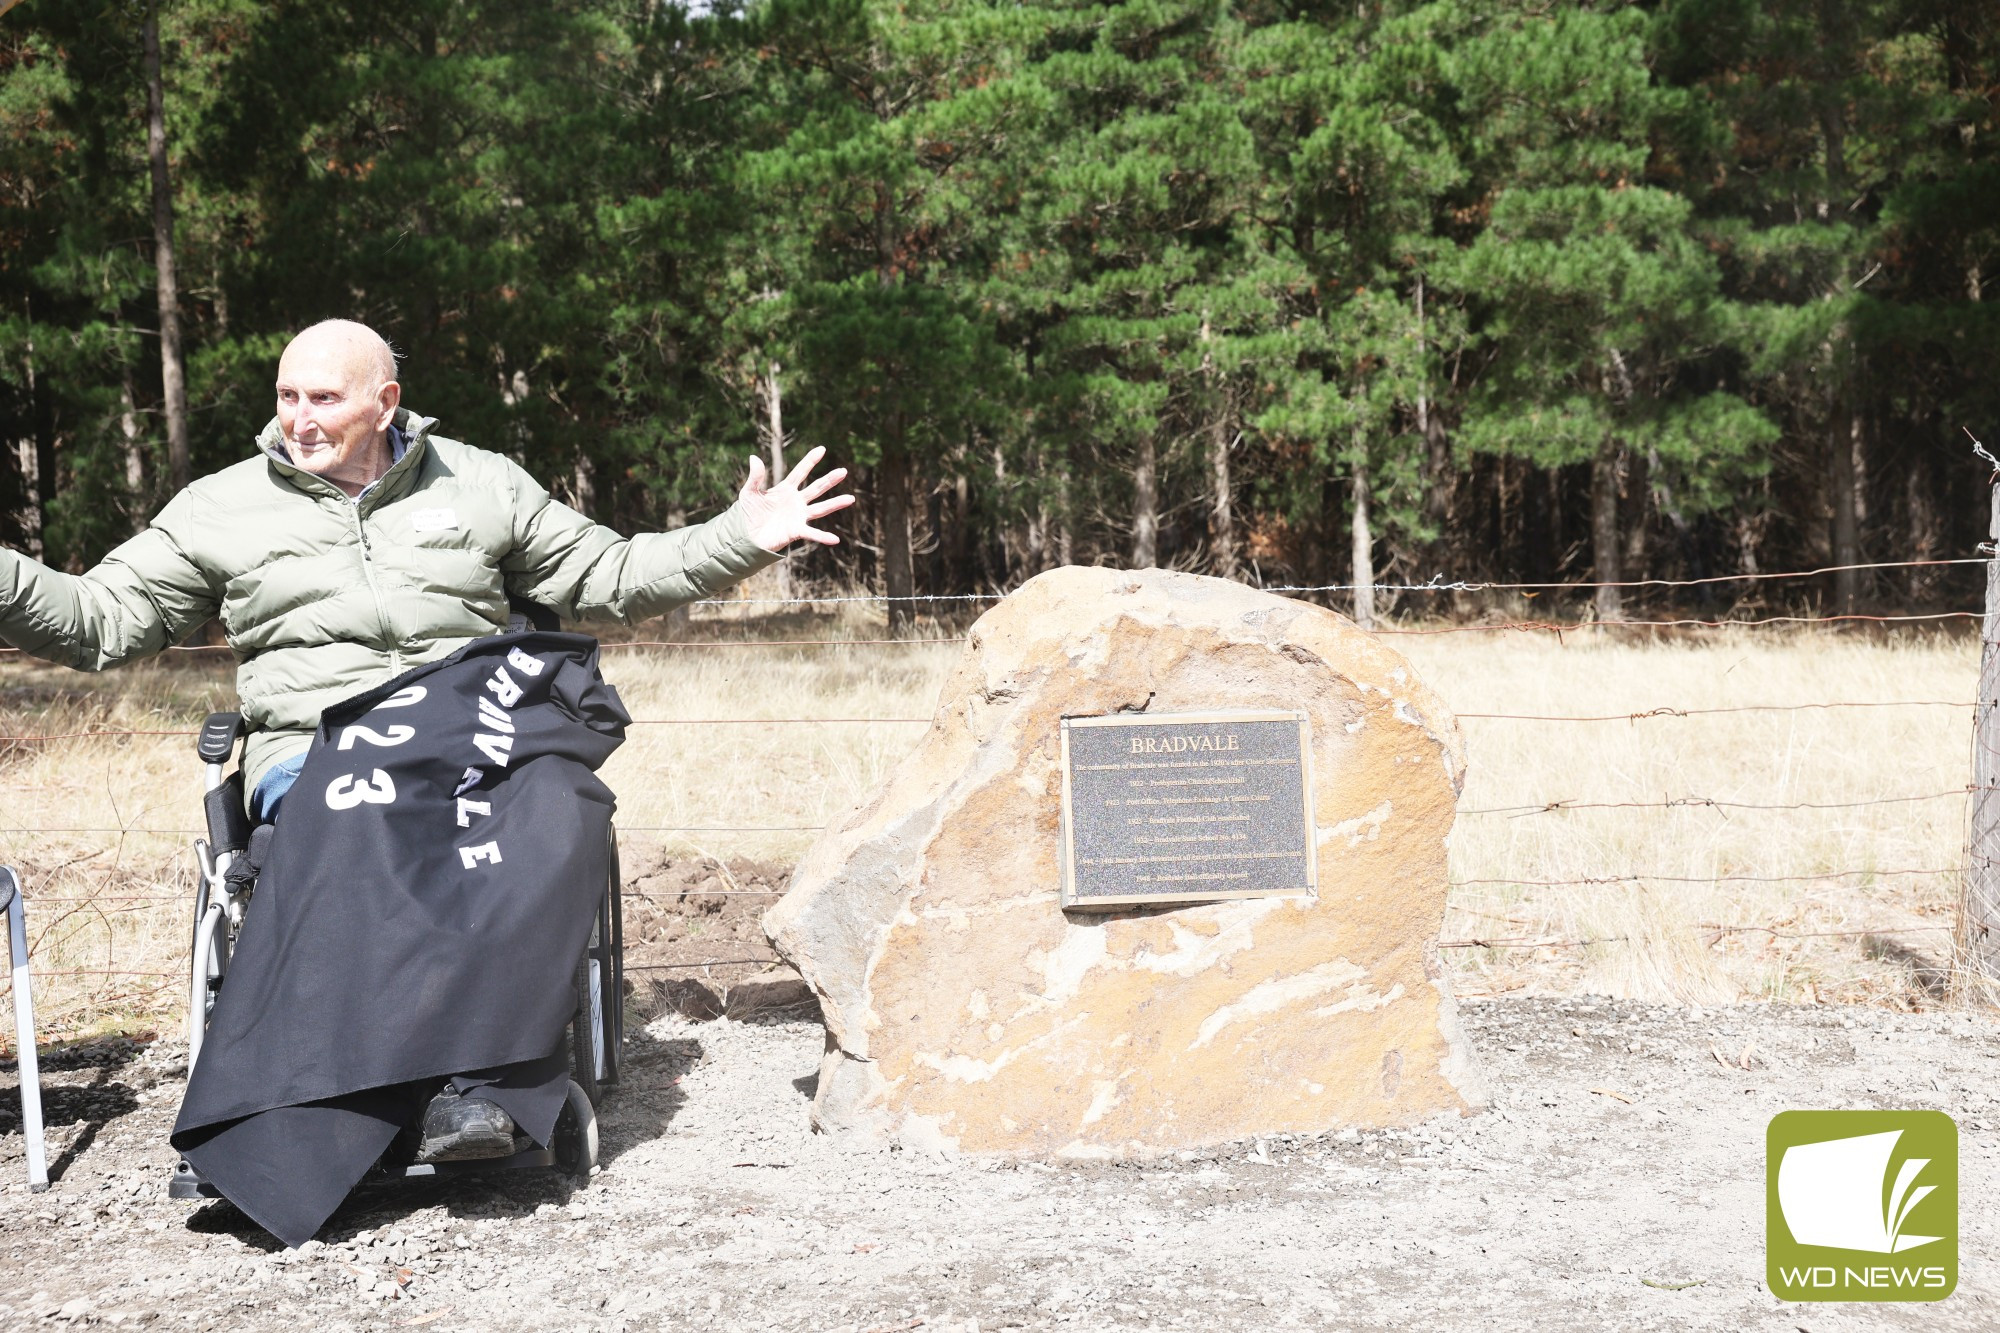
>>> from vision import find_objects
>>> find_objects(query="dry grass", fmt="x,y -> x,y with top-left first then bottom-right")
0,604 -> 1977,1040
1399,630 -> 1974,1006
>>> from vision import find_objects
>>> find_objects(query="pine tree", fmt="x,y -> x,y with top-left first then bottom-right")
1237,1 -> 1466,610
1449,1 -> 1774,618
738,0 -> 1036,619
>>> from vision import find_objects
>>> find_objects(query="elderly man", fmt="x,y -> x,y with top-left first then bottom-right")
0,318 -> 851,1161
0,319 -> 850,818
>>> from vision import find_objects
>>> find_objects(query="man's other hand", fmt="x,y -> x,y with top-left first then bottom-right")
739,446 -> 855,553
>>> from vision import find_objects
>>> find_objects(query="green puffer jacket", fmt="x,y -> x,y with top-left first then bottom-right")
0,409 -> 778,792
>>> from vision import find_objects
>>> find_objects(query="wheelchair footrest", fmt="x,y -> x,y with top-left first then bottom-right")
377,1144 -> 555,1179
169,1141 -> 557,1201
168,1158 -> 221,1200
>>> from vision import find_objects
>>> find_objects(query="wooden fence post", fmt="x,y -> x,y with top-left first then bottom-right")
1957,476 -> 2000,1000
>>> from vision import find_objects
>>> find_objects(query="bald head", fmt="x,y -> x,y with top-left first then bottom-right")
284,319 -> 399,390
274,319 -> 404,497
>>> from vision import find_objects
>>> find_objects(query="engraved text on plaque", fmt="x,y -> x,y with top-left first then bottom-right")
1059,710 -> 1315,909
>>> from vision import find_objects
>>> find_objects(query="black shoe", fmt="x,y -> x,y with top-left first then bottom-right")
415,1087 -> 518,1163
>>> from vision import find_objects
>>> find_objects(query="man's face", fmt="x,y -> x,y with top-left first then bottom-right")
274,336 -> 399,489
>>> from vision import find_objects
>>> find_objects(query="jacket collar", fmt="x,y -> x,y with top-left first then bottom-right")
257,408 -> 438,510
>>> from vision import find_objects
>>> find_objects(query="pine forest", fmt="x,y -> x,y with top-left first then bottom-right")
2,0 -> 1996,624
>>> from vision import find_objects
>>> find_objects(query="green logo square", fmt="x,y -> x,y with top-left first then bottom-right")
1767,1110 -> 1957,1302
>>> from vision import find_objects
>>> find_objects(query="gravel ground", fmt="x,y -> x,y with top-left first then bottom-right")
2,997 -> 1996,1332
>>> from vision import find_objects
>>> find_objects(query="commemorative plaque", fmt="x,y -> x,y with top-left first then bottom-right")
1059,710 -> 1315,909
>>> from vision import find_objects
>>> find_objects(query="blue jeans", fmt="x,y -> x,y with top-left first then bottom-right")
250,752 -> 308,824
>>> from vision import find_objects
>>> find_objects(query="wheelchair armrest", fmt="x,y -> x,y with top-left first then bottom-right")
222,824 -> 274,894
197,712 -> 245,766
204,774 -> 252,855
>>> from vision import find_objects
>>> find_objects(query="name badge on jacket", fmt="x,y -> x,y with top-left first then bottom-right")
410,507 -> 458,533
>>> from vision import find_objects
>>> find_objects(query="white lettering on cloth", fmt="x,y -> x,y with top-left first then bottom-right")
338,723 -> 414,751
472,733 -> 514,767
485,667 -> 523,709
456,646 -> 552,870
459,842 -> 502,869
325,769 -> 396,810
475,696 -> 516,734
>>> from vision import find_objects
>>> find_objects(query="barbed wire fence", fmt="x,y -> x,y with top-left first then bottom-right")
1960,468 -> 2000,1002
1,551 -> 1992,1036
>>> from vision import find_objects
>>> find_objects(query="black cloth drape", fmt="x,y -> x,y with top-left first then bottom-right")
172,632 -> 627,1245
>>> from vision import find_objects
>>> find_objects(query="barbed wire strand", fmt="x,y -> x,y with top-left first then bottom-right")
0,561 -> 1968,655
1,826 -> 204,834
11,847 -> 1966,905
0,825 -> 827,835
1451,867 -> 1958,887
1,784 -> 1975,841
602,637 -> 970,650
0,573 -> 1984,661
1458,701 -> 1972,721
625,718 -> 931,726
0,612 -> 1969,657
0,636 -> 968,657
18,887 -> 796,906
6,968 -> 180,979
620,825 -> 822,833
2,732 -> 200,743
1703,923 -> 1955,938
5,915 -> 1955,994
1439,922 -> 1955,950
1459,789 -> 1972,816
7,778 -> 1983,841
693,557 -> 1987,607
1374,611 -> 1975,637
18,896 -> 185,904
0,697 -> 1976,746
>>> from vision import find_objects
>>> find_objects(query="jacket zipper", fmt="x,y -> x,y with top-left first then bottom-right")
349,500 -> 404,676
265,425 -> 425,677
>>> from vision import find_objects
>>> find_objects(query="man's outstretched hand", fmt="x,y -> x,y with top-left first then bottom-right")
738,446 -> 855,553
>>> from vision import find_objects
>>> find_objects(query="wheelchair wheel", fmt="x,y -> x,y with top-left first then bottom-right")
186,884 -> 229,1063
569,953 -> 601,1109
551,1079 -> 597,1185
602,830 -> 623,1087
571,833 -> 623,1104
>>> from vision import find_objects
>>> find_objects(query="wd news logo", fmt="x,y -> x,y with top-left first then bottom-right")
1766,1110 -> 1957,1302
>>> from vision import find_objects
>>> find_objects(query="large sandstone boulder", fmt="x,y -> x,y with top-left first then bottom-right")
764,566 -> 1483,1155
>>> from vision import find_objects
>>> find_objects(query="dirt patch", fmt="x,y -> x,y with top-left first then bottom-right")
3,998 -> 1996,1331
618,845 -> 789,1007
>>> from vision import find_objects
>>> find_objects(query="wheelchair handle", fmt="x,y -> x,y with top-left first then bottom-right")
196,713 -> 244,766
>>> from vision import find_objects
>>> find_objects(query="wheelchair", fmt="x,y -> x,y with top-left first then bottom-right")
169,709 -> 625,1200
